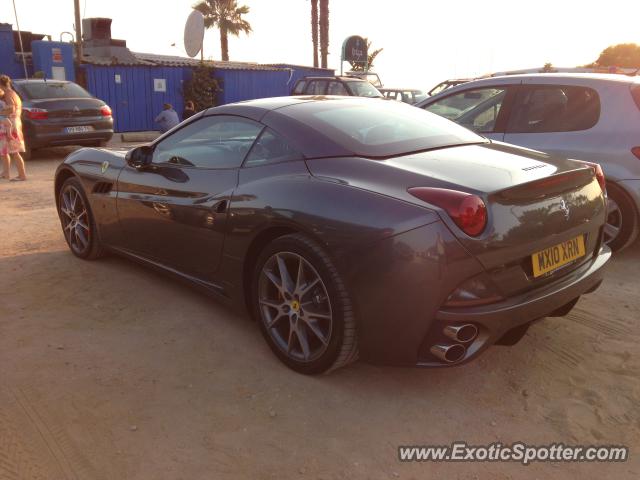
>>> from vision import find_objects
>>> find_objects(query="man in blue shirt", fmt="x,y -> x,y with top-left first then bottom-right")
154,103 -> 180,133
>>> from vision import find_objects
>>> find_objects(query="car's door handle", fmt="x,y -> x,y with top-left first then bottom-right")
152,202 -> 171,217
212,200 -> 228,214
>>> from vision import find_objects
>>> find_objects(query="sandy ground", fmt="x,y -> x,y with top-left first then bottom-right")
0,147 -> 639,480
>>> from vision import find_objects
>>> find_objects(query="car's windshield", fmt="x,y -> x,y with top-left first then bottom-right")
17,82 -> 93,100
283,99 -> 485,158
345,81 -> 383,98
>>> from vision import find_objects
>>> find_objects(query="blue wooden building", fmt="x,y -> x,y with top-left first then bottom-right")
0,19 -> 334,133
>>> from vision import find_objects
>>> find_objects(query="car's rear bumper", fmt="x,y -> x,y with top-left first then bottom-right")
350,221 -> 611,367
23,118 -> 114,149
418,244 -> 611,366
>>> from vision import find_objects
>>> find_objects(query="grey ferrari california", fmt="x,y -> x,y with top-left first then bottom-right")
54,96 -> 610,374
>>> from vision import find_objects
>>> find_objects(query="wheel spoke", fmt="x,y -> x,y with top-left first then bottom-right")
294,257 -> 305,292
299,278 -> 320,297
259,299 -> 282,310
265,312 -> 286,329
276,254 -> 294,293
296,326 -> 311,360
264,269 -> 284,293
75,226 -> 89,247
301,316 -> 329,346
604,223 -> 620,240
70,189 -> 78,211
62,193 -> 72,213
76,219 -> 90,232
60,207 -> 73,219
287,323 -> 296,353
304,310 -> 331,320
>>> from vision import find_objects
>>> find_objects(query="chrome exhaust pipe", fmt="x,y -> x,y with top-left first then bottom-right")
430,343 -> 466,363
443,324 -> 478,343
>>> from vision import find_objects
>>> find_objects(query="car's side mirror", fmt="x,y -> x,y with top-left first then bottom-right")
125,145 -> 154,170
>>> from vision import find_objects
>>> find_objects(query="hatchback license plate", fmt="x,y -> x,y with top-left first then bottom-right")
65,126 -> 93,133
532,235 -> 586,278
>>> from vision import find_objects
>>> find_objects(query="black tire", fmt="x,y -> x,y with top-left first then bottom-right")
605,183 -> 638,252
252,234 -> 358,374
57,177 -> 106,260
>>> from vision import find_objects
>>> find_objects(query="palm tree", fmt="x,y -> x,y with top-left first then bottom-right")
310,0 -> 319,68
319,0 -> 329,68
193,0 -> 252,62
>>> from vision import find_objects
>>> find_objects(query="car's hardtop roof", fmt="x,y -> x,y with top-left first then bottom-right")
201,96 -> 360,159
419,72 -> 639,105
206,95 -> 377,116
445,72 -> 636,90
379,87 -> 424,92
297,75 -> 368,82
13,79 -> 73,85
491,72 -> 637,83
204,96 -> 445,160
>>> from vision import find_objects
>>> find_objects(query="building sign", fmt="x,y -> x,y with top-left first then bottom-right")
114,74 -> 122,84
52,66 -> 66,81
52,48 -> 63,63
153,78 -> 167,92
341,35 -> 367,64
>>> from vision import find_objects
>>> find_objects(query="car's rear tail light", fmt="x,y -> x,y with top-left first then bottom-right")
24,107 -> 48,120
632,146 -> 640,161
572,159 -> 606,192
408,187 -> 487,237
100,105 -> 112,117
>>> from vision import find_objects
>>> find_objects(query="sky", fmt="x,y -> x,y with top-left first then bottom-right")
3,0 -> 640,89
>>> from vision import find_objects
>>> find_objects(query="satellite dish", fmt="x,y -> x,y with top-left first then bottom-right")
184,10 -> 205,58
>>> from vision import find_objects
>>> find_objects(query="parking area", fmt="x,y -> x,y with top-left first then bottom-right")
1,150 -> 639,479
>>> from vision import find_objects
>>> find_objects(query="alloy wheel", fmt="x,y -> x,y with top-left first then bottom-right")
258,252 -> 333,363
59,185 -> 91,254
604,197 -> 622,246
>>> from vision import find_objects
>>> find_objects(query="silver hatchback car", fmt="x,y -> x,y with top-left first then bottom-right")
416,73 -> 640,251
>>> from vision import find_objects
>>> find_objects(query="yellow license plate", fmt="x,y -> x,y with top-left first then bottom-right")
532,235 -> 586,278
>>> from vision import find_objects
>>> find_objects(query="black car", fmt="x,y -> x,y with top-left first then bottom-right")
13,79 -> 114,159
291,76 -> 383,98
54,97 -> 610,374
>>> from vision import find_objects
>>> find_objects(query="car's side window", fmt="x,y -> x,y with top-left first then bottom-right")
305,80 -> 327,95
423,87 -> 508,133
327,81 -> 348,95
243,128 -> 302,167
506,86 -> 600,133
292,80 -> 307,95
152,115 -> 262,169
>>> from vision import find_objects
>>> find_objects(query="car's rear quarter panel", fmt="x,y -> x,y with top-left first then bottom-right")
221,159 -> 481,363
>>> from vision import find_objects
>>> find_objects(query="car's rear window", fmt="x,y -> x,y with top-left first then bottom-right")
17,82 -> 92,100
281,99 -> 485,158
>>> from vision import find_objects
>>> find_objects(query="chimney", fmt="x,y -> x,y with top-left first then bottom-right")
82,18 -> 126,47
